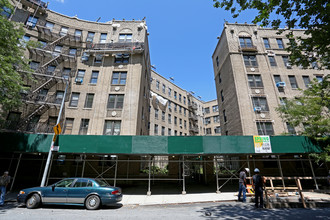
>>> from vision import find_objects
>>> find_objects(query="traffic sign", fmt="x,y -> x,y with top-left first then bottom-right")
53,123 -> 62,135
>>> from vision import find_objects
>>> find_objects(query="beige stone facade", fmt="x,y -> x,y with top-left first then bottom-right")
202,99 -> 221,135
212,23 -> 329,136
5,0 -> 151,135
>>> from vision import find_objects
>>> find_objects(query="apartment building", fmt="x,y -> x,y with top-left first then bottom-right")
212,23 -> 328,136
3,0 -> 151,135
149,70 -> 206,136
202,99 -> 221,135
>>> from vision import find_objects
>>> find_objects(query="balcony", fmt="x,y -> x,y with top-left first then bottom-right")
188,103 -> 198,110
85,42 -> 144,54
189,126 -> 199,133
22,0 -> 48,10
238,45 -> 258,52
23,93 -> 62,107
188,114 -> 198,121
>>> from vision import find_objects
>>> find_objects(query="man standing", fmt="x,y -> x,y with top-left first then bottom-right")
238,168 -> 249,202
252,168 -> 265,208
0,171 -> 11,206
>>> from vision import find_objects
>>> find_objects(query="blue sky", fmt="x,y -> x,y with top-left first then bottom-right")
48,0 -> 257,101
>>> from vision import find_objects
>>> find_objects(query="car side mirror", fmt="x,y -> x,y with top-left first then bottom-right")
52,185 -> 55,191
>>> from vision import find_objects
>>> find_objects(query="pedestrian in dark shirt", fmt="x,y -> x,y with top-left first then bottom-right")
238,168 -> 249,202
0,171 -> 11,206
252,168 -> 265,208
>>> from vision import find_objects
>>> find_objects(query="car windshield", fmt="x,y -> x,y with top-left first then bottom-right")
94,179 -> 110,187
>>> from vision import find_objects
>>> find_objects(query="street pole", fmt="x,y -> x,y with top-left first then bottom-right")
40,79 -> 69,187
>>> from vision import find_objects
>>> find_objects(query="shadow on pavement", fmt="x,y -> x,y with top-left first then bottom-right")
0,202 -> 20,215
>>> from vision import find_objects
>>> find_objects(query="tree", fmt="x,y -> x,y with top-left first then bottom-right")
276,75 -> 330,161
213,0 -> 330,69
0,0 -> 30,119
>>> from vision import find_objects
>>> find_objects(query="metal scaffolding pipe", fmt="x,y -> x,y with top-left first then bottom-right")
277,155 -> 286,189
81,154 -> 86,177
147,156 -> 152,196
114,156 -> 118,187
215,157 -> 220,193
308,155 -> 319,190
10,153 -> 22,192
182,156 -> 186,194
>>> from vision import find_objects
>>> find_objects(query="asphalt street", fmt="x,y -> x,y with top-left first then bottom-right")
1,201 -> 330,220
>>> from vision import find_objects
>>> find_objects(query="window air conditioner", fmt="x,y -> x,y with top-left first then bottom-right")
286,63 -> 292,69
276,82 -> 286,88
254,107 -> 262,112
75,78 -> 83,83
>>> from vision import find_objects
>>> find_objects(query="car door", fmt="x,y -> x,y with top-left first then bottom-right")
42,179 -> 74,203
67,179 -> 93,204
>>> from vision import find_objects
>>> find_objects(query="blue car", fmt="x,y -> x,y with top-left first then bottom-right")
17,178 -> 122,210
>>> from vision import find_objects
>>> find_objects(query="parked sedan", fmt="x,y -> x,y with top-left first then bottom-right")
17,178 -> 122,210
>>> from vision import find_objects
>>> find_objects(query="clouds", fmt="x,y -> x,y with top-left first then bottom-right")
55,0 -> 65,3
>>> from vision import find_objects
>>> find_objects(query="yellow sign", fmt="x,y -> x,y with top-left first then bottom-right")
253,135 -> 272,153
53,123 -> 62,135
53,134 -> 57,142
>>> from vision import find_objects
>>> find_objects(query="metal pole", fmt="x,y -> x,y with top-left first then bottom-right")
277,155 -> 286,189
10,153 -> 22,192
308,155 -> 319,190
215,157 -> 220,193
147,156 -> 152,196
182,156 -> 186,194
81,154 -> 86,177
40,80 -> 69,186
45,154 -> 54,186
247,155 -> 251,184
126,157 -> 129,182
114,156 -> 118,187
204,157 -> 207,184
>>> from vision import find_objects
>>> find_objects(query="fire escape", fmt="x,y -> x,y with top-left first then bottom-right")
188,94 -> 199,136
15,17 -> 81,133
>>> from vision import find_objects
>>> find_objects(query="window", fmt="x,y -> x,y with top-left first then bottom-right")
174,116 -> 177,125
55,179 -> 74,187
174,91 -> 177,99
184,108 -> 186,116
60,26 -> 69,36
69,93 -> 80,107
168,88 -> 171,96
282,56 -> 290,67
45,21 -> 54,31
73,179 -> 92,187
221,90 -> 224,102
174,130 -> 177,136
86,32 -> 95,42
280,98 -> 287,106
316,75 -> 323,82
184,120 -> 187,129
155,109 -> 159,119
206,128 -> 212,135
90,71 -> 99,84
239,37 -> 253,48
223,110 -> 227,122
179,118 -> 182,126
179,94 -> 182,102
79,119 -> 89,135
212,105 -> 219,112
161,126 -> 165,136
75,70 -> 85,83
214,126 -> 221,134
311,60 -> 319,69
55,91 -> 64,104
114,54 -> 129,63
107,94 -> 124,109
37,89 -> 48,101
84,93 -> 94,108
111,72 -> 127,85
263,38 -> 270,49
286,122 -> 296,135
276,38 -> 284,49
63,68 -> 71,81
54,45 -> 62,56
162,111 -> 165,121
168,114 -> 171,124
257,122 -> 274,135
289,75 -> 298,88
243,55 -> 258,67
168,128 -> 171,136
302,76 -> 310,88
119,33 -> 132,42
63,118 -> 74,134
38,40 -> 47,48
19,35 -> 30,47
46,65 -> 56,75
273,75 -> 282,84
216,56 -> 219,67
103,120 -> 121,135
94,54 -> 103,64
183,97 -> 186,105
248,74 -> 263,88
29,61 -> 39,70
213,115 -> 220,123
204,107 -> 210,114
154,124 -> 158,135
168,101 -> 171,111
174,104 -> 177,112
74,29 -> 82,40
69,48 -> 77,56
252,97 -> 269,111
1,6 -> 11,18
268,56 -> 277,66
179,106 -> 182,114
204,117 -> 211,125
26,16 -> 38,28
162,84 -> 166,93
156,80 -> 160,90
100,33 -> 107,43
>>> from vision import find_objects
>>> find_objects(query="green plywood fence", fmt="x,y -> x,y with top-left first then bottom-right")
0,132 -> 323,155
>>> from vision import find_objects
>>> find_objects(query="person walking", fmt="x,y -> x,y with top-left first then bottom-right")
252,168 -> 265,208
238,168 -> 249,202
0,171 -> 11,206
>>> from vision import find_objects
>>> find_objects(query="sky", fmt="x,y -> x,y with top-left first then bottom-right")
47,0 -> 257,102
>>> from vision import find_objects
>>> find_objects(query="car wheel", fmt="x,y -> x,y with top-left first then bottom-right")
26,193 -> 41,209
85,195 -> 101,210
